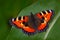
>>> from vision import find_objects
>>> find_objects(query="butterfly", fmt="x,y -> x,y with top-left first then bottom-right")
9,10 -> 53,35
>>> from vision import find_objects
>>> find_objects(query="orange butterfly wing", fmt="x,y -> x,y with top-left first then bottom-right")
10,16 -> 35,33
36,10 -> 53,32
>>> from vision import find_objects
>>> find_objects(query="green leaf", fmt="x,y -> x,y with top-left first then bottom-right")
0,0 -> 60,40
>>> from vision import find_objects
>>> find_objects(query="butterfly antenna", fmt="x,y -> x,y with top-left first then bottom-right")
31,12 -> 34,17
30,12 -> 35,21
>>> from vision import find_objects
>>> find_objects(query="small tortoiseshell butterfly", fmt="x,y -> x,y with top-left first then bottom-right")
9,10 -> 53,35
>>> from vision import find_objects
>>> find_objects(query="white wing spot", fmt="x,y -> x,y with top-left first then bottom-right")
41,12 -> 44,15
49,10 -> 51,13
45,11 -> 48,14
21,16 -> 23,20
16,17 -> 18,21
12,18 -> 14,21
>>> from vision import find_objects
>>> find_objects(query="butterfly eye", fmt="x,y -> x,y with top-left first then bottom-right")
42,11 -> 46,14
18,17 -> 21,20
46,10 -> 50,13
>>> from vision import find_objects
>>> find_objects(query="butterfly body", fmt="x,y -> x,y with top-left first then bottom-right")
9,10 -> 53,35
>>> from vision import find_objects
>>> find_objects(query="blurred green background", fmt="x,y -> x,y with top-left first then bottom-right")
0,0 -> 60,40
